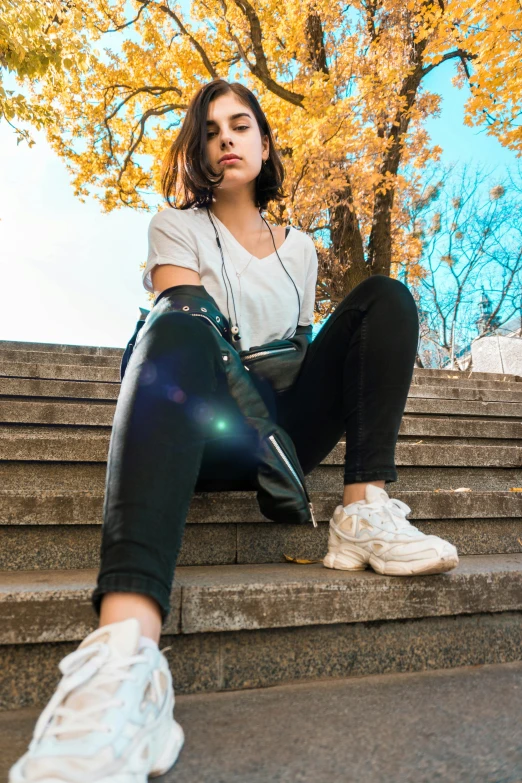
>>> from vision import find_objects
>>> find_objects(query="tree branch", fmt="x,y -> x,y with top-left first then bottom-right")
421,47 -> 477,77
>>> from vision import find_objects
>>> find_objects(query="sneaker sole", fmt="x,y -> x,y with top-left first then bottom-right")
8,718 -> 184,783
323,549 -> 459,576
150,718 -> 185,777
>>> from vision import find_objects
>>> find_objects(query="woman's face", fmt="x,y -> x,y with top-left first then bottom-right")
206,92 -> 268,193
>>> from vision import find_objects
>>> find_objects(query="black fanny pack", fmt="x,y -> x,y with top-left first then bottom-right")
238,332 -> 312,393
120,285 -> 313,393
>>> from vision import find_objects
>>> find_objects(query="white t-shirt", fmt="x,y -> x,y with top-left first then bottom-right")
142,206 -> 318,352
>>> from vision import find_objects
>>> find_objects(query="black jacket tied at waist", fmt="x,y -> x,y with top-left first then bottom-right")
120,284 -> 317,528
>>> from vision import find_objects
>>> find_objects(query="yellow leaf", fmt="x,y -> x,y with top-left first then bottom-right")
283,554 -> 322,564
509,488 -> 522,492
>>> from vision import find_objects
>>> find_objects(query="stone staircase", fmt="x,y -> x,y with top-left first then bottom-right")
1,339 -> 521,713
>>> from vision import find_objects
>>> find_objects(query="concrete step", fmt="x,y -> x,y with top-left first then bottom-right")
414,367 -> 522,383
2,396 -> 522,425
0,556 -> 520,710
0,399 -> 116,426
410,374 -> 522,391
1,460 -> 520,495
5,376 -> 522,404
404,396 -> 522,418
2,661 -> 521,783
3,393 -> 522,435
0,350 -> 121,368
3,357 -> 522,395
1,426 -> 520,466
406,384 -> 522,402
1,340 -> 519,377
1,345 -> 521,394
0,360 -> 119,383
1,490 -> 520,569
0,377 -> 119,400
0,340 -> 123,357
399,417 -> 522,438
3,488 -> 519,525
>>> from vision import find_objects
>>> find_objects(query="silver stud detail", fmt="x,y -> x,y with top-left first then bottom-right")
182,306 -> 190,311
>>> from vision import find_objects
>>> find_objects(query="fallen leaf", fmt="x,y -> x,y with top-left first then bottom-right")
453,487 -> 472,492
283,554 -> 322,564
413,440 -> 424,445
509,488 -> 522,492
518,538 -> 522,546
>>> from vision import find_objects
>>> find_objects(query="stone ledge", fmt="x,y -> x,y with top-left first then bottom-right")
404,397 -> 522,417
1,430 -> 521,465
1,489 -> 520,525
4,358 -> 522,391
178,556 -> 522,633
4,377 -> 522,403
1,463 -> 521,494
0,350 -> 120,368
0,555 -> 520,644
0,361 -> 119,383
0,377 -> 120,401
1,518 -> 521,571
411,375 -> 522,390
3,400 -> 522,438
1,340 -> 520,379
5,399 -> 522,425
1,614 -> 521,714
407,384 -> 522,402
0,340 -> 123,356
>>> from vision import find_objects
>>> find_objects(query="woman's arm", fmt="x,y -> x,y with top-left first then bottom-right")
151,263 -> 202,296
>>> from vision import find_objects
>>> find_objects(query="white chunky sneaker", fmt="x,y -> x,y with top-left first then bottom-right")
8,617 -> 184,783
323,483 -> 459,576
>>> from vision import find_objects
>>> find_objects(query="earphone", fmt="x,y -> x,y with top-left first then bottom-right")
205,205 -> 301,344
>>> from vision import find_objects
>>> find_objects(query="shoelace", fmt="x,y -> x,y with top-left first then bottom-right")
340,497 -> 420,534
30,642 -> 163,745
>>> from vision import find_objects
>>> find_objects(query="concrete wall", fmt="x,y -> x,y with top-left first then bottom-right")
472,335 -> 522,375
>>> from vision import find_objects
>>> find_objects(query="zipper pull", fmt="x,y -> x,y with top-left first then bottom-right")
309,501 -> 317,528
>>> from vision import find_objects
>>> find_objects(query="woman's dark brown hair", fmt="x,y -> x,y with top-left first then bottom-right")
160,79 -> 286,212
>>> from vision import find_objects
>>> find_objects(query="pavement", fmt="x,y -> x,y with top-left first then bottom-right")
1,661 -> 521,783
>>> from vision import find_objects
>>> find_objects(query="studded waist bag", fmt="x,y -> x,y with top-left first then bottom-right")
121,284 -> 313,393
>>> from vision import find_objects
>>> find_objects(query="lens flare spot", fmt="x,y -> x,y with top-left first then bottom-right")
193,402 -> 215,425
139,361 -> 157,385
167,385 -> 186,403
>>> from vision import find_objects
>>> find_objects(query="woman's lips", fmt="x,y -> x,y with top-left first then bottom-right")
221,158 -> 240,164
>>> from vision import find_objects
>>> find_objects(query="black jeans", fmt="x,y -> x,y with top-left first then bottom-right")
91,275 -> 419,624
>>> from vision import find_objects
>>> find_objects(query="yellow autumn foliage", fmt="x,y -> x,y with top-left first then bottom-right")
0,0 -> 89,146
4,0 -> 522,301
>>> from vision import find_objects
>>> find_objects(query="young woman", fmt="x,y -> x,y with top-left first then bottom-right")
9,78 -> 459,782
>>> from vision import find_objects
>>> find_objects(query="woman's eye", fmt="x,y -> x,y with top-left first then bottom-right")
208,126 -> 249,138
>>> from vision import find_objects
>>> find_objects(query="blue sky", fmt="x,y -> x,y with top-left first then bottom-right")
0,59 -> 518,349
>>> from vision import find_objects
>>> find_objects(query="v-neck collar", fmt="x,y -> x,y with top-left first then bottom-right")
211,212 -> 293,262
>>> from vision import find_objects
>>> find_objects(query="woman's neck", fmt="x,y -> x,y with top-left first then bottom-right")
209,200 -> 265,235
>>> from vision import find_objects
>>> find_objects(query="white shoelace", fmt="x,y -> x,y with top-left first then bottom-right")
343,497 -> 420,534
30,643 -> 163,744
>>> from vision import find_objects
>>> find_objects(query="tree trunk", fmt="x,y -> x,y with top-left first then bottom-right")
329,182 -> 370,292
